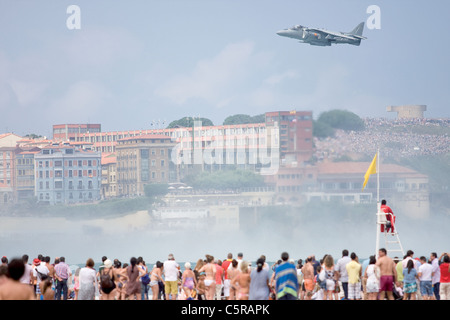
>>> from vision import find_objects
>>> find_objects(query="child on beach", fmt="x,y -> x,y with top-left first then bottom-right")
197,272 -> 206,300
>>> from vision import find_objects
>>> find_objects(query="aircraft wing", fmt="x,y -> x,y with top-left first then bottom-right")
307,28 -> 357,40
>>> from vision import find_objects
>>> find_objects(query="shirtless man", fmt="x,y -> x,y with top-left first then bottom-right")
45,256 -> 55,286
375,248 -> 397,300
0,258 -> 35,300
198,254 -> 216,300
301,257 -> 315,300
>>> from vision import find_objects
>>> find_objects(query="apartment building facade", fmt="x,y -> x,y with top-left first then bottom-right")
15,150 -> 40,202
116,134 -> 176,197
34,145 -> 102,205
101,153 -> 118,198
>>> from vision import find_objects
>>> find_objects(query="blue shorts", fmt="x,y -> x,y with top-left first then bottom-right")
420,281 -> 432,296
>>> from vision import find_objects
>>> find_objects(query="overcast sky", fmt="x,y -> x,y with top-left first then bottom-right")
1,0 -> 449,137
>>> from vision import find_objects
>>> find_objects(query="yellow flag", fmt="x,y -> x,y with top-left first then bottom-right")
362,153 -> 377,191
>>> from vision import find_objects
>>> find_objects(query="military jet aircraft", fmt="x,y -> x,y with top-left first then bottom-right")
276,22 -> 366,46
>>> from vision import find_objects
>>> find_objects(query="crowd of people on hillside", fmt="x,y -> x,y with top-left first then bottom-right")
0,248 -> 449,301
314,118 -> 450,161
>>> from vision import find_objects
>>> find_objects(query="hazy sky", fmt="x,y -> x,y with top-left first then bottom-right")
1,0 -> 449,138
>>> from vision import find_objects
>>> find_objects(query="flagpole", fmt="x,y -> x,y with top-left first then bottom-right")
376,148 -> 380,258
377,148 -> 380,204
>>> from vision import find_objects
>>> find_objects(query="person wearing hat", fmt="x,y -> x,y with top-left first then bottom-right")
32,258 -> 49,300
100,259 -> 117,300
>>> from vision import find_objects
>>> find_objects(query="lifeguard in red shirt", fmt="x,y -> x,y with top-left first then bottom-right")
380,199 -> 395,233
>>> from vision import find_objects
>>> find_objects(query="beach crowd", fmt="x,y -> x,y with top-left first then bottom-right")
0,248 -> 449,301
314,118 -> 450,161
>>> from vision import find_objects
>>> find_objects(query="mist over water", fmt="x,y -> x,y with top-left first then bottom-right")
1,202 -> 449,265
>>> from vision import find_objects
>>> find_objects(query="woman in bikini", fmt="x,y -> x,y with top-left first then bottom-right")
113,260 -> 128,300
231,260 -> 251,300
150,261 -> 164,300
198,254 -> 216,300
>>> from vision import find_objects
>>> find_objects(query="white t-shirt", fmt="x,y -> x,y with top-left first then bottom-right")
335,256 -> 351,282
20,263 -> 33,284
418,263 -> 433,281
33,264 -> 49,285
163,260 -> 179,281
79,267 -> 97,285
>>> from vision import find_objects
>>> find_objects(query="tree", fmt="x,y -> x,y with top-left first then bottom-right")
183,169 -> 265,190
24,133 -> 42,139
317,109 -> 365,131
144,183 -> 169,199
312,120 -> 335,138
223,114 -> 266,125
167,117 -> 213,128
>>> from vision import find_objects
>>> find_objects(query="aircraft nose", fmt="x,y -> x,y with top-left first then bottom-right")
276,30 -> 287,36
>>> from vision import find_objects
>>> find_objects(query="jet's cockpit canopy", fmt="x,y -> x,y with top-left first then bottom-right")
291,25 -> 304,30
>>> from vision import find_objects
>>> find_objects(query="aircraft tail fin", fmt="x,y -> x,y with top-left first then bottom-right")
350,22 -> 364,36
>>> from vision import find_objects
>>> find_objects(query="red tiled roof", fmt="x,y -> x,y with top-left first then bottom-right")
101,153 -> 116,165
317,161 -> 423,176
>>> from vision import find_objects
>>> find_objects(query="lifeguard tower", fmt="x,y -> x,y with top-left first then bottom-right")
364,150 -> 405,259
375,204 -> 404,259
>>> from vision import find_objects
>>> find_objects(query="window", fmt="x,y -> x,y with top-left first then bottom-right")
55,181 -> 63,189
55,160 -> 62,167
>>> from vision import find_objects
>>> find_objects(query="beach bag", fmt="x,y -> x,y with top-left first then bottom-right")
141,272 -> 150,285
100,269 -> 115,290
